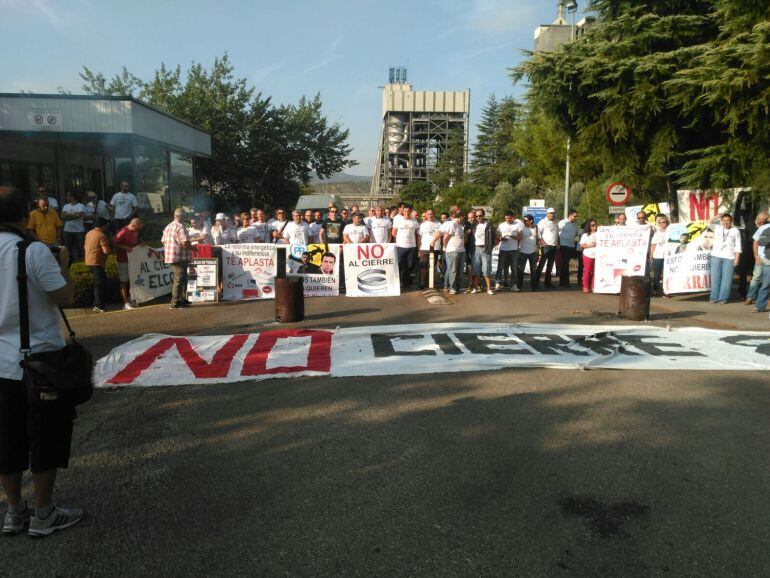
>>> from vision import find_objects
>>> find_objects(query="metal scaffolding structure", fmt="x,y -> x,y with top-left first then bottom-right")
371,69 -> 470,200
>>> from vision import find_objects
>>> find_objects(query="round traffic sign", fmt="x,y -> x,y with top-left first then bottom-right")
606,182 -> 631,206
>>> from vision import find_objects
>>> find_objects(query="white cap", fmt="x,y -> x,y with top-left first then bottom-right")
215,212 -> 226,221
546,207 -> 555,213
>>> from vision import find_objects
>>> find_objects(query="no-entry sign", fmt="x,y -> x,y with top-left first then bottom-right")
606,182 -> 631,206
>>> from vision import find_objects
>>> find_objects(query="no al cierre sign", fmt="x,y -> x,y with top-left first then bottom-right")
94,323 -> 770,387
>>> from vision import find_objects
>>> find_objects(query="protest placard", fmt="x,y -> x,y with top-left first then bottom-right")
343,243 -> 400,297
220,243 -> 276,301
593,226 -> 651,294
663,250 -> 711,295
127,246 -> 173,304
287,243 -> 340,297
186,258 -> 219,303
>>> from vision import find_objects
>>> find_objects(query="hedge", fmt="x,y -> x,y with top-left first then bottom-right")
69,255 -> 122,307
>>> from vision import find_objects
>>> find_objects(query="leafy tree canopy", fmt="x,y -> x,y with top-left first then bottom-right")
80,54 -> 356,211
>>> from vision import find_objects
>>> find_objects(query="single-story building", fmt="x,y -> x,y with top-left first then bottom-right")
0,93 -> 212,214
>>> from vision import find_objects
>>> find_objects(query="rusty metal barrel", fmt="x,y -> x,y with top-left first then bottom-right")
618,275 -> 651,321
274,246 -> 304,322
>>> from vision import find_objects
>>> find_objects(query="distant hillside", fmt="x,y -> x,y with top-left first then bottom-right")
310,172 -> 372,185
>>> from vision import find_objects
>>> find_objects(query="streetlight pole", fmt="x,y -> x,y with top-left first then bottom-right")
564,0 -> 578,219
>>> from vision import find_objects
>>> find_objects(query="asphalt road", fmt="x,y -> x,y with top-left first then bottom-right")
3,288 -> 769,576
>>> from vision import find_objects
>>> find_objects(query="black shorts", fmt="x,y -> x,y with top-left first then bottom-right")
0,378 -> 76,474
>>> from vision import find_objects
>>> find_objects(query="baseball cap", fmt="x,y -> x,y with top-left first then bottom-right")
215,212 -> 226,221
546,207 -> 555,213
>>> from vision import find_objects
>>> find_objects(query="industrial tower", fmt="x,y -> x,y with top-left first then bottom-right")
371,68 -> 470,198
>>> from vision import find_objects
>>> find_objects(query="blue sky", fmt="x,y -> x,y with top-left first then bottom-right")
0,0 -> 587,176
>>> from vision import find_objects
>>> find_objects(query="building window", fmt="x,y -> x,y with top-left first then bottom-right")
170,152 -> 195,212
134,142 -> 169,214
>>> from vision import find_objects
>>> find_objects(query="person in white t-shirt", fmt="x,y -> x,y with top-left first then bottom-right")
236,213 -> 257,244
495,210 -> 524,290
650,215 -> 670,296
535,208 -> 560,289
188,216 -> 213,246
270,209 -> 288,244
418,209 -> 441,289
709,213 -> 742,304
0,185 -> 85,537
517,214 -> 539,291
367,206 -> 392,244
61,193 -> 86,261
211,213 -> 236,245
343,212 -> 369,244
579,220 -> 599,293
308,210 -> 324,244
471,208 -> 495,295
391,205 -> 420,288
83,191 -> 111,231
109,181 -> 138,228
442,211 -> 466,294
283,210 -> 311,245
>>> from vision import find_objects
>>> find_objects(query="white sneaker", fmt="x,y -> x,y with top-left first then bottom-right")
123,303 -> 135,310
487,289 -> 494,295
449,289 -> 457,295
470,288 -> 478,294
28,505 -> 84,538
494,282 -> 502,290
511,286 -> 520,292
2,502 -> 31,535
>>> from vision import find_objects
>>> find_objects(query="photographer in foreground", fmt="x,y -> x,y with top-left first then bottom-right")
0,186 -> 84,537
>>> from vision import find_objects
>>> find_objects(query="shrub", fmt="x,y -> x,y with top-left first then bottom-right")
70,255 -> 121,307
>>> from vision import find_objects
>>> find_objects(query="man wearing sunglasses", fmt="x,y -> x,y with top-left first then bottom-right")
319,206 -> 344,244
269,208 -> 288,244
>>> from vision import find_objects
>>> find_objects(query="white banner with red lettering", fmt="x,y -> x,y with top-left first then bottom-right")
221,243 -> 277,300
663,250 -> 711,295
677,189 -> 735,222
343,243 -> 400,297
94,323 -> 770,387
593,226 -> 651,294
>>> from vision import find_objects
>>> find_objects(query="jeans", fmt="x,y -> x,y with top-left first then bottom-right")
171,261 -> 189,305
396,247 -> 417,287
496,250 -> 518,286
582,255 -> 595,292
709,256 -> 735,302
63,231 -> 84,262
535,245 -> 558,288
517,252 -> 538,291
753,260 -> 770,311
747,263 -> 763,302
472,250 -> 492,277
89,265 -> 107,308
652,258 -> 664,294
445,251 -> 464,291
559,246 -> 576,286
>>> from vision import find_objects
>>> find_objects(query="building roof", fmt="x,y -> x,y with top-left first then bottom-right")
0,93 -> 211,156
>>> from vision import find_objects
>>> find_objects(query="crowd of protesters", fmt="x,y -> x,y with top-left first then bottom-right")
21,180 -> 770,316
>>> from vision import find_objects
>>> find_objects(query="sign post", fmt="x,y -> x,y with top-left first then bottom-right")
606,183 -> 632,206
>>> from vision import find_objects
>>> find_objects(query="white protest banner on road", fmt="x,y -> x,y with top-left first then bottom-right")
286,243 -> 340,297
343,243 -> 400,297
94,323 -> 770,387
221,243 -> 276,301
663,250 -> 711,295
127,247 -> 173,304
593,226 -> 651,294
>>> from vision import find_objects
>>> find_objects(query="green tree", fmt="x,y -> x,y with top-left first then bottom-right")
79,54 -> 356,211
513,1 -> 720,215
430,126 -> 467,190
398,181 -> 435,210
471,95 -> 524,189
